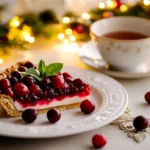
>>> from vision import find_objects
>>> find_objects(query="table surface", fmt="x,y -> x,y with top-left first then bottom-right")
0,40 -> 150,150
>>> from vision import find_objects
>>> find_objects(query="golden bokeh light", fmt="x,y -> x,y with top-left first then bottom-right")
62,17 -> 71,24
9,16 -> 22,27
143,0 -> 150,5
81,13 -> 91,20
65,28 -> 73,35
69,35 -> 76,41
120,4 -> 128,12
99,2 -> 106,9
58,33 -> 65,40
106,0 -> 117,9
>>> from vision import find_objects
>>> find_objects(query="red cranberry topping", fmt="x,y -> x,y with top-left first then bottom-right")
92,134 -> 107,148
22,109 -> 38,123
29,84 -> 41,96
46,87 -> 55,97
11,71 -> 22,80
41,77 -> 51,88
9,77 -> 18,85
4,88 -> 14,98
65,78 -> 72,84
80,85 -> 90,93
24,62 -> 35,68
47,108 -> 61,123
57,88 -> 66,96
73,78 -> 84,87
80,99 -> 95,114
133,115 -> 149,131
22,76 -> 35,86
51,75 -> 65,89
0,79 -> 11,89
29,93 -> 38,101
13,83 -> 29,97
70,86 -> 78,94
18,66 -> 27,72
62,72 -> 72,78
145,92 -> 150,104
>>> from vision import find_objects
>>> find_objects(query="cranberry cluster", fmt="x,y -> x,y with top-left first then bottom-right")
0,62 -> 90,105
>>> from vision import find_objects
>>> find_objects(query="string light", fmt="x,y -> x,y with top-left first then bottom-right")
98,2 -> 106,9
0,59 -> 3,65
143,0 -> 150,5
9,16 -> 22,27
8,28 -> 20,40
62,17 -> 70,24
65,28 -> 72,35
63,39 -> 69,45
81,13 -> 91,19
24,35 -> 35,43
69,35 -> 76,41
20,25 -> 35,43
120,4 -> 128,12
106,0 -> 117,9
58,33 -> 65,40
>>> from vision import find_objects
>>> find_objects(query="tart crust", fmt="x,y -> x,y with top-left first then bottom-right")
0,94 -> 80,117
0,61 -> 81,117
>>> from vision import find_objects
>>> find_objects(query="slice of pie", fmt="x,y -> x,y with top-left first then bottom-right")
0,60 -> 90,117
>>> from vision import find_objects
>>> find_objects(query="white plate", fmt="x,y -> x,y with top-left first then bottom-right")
0,67 -> 128,138
79,41 -> 150,79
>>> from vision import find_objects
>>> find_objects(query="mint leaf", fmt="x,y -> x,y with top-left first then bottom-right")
45,63 -> 63,77
25,68 -> 42,81
38,59 -> 46,76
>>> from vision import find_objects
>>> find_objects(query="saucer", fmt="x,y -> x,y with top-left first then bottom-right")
79,41 -> 150,79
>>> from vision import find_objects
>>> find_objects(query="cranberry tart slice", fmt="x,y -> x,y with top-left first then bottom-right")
0,60 -> 90,117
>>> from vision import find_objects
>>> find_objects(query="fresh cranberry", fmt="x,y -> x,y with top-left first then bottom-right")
29,93 -> 38,100
62,72 -> 72,79
24,62 -> 35,68
9,77 -> 18,85
22,76 -> 35,86
51,75 -> 65,89
57,88 -> 65,95
70,86 -> 78,94
47,108 -> 61,123
92,134 -> 107,148
40,91 -> 48,98
80,99 -> 95,114
145,92 -> 150,104
29,84 -> 41,96
22,109 -> 38,123
13,83 -> 29,97
0,79 -> 10,89
65,78 -> 72,84
4,88 -> 14,98
133,115 -> 149,131
73,78 -> 83,87
41,77 -> 51,87
46,87 -> 55,97
11,71 -> 22,80
80,85 -> 90,93
18,66 -> 27,72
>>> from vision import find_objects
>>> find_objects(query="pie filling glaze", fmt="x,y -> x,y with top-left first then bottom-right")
0,61 -> 91,116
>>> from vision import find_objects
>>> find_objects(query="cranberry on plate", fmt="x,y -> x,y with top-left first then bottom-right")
47,108 -> 61,123
80,99 -> 95,114
22,109 -> 38,123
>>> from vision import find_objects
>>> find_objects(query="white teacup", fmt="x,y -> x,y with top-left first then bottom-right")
90,16 -> 150,72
